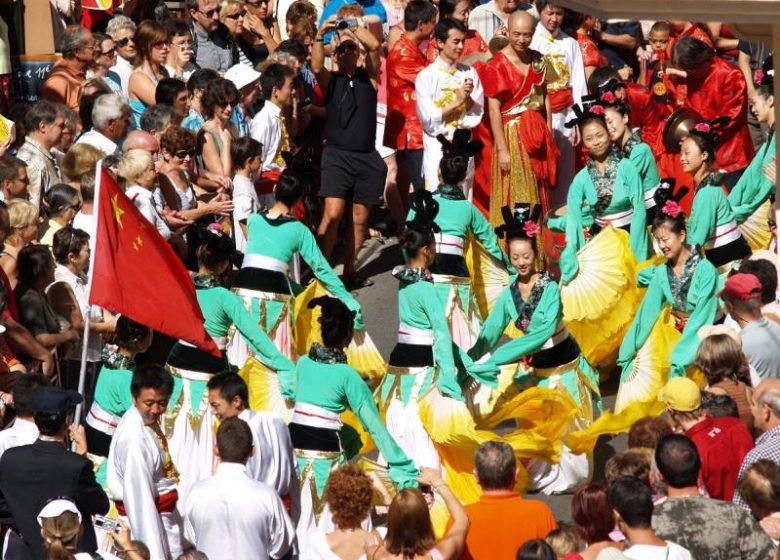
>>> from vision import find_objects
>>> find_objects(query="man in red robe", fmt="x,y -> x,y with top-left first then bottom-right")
673,36 -> 755,188
384,0 -> 437,193
483,11 -> 558,227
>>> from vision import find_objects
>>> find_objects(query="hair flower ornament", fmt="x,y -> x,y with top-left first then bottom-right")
694,122 -> 711,134
754,69 -> 765,84
662,200 -> 682,218
523,221 -> 539,237
590,105 -> 605,116
600,91 -> 617,104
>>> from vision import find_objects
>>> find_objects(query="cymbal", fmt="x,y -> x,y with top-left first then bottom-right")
662,108 -> 702,153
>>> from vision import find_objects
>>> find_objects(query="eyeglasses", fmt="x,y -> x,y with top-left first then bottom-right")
82,42 -> 100,51
14,176 -> 29,186
100,48 -> 117,57
173,40 -> 193,49
174,149 -> 196,159
152,40 -> 171,49
115,36 -> 135,47
225,10 -> 246,19
199,8 -> 219,18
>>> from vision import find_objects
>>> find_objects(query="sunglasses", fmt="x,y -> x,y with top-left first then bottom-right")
174,150 -> 196,159
199,8 -> 219,18
100,48 -> 117,57
115,37 -> 135,47
225,10 -> 246,19
245,0 -> 267,6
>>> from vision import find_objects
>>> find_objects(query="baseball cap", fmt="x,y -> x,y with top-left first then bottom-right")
658,377 -> 701,412
31,386 -> 83,416
717,273 -> 763,301
224,64 -> 261,91
37,499 -> 81,526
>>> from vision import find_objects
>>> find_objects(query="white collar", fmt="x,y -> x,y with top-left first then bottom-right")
262,101 -> 282,118
126,184 -> 153,199
434,56 -> 458,71
54,263 -> 86,286
12,417 -> 38,432
535,22 -> 563,41
216,462 -> 249,476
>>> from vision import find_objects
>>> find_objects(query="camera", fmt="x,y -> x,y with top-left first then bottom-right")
94,515 -> 119,533
335,17 -> 357,30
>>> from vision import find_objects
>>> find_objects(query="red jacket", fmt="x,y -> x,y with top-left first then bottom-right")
383,34 -> 427,151
686,416 -> 754,501
684,56 -> 755,173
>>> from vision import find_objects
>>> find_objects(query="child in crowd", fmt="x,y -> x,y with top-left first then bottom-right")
546,524 -> 581,559
230,137 -> 264,253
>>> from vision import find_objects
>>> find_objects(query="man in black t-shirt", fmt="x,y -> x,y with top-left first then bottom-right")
312,11 -> 385,289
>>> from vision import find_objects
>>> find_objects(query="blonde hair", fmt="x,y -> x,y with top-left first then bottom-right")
545,523 -> 581,557
61,144 -> 103,182
7,199 -> 39,230
220,0 -> 245,18
117,149 -> 154,184
40,511 -> 80,560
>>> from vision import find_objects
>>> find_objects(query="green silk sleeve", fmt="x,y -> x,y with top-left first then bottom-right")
728,135 -> 776,223
686,189 -> 718,247
469,287 -> 513,360
298,225 -> 365,330
223,290 -> 295,373
421,282 -> 464,401
617,266 -> 667,369
486,282 -> 561,366
621,159 -> 649,261
631,143 -> 661,194
669,261 -> 719,377
344,370 -> 419,488
560,173 -> 588,284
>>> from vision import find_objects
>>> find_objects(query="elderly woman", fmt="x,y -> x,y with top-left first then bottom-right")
15,244 -> 80,354
48,226 -> 116,396
0,199 -> 40,289
106,15 -> 137,95
118,149 -> 175,240
197,78 -> 239,180
311,465 -> 386,559
159,125 -> 233,221
39,184 -> 82,247
220,1 -> 253,67
61,144 -> 103,190
128,21 -> 171,128
164,19 -> 198,81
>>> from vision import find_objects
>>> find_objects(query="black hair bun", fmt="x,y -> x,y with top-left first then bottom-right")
405,191 -> 441,235
495,203 -> 542,240
438,129 -> 484,159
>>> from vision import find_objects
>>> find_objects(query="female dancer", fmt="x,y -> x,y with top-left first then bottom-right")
728,56 -> 776,251
226,160 -> 363,369
284,295 -> 417,553
600,92 -> 662,220
165,232 -> 294,501
556,101 -> 645,365
615,200 -> 718,414
85,316 -> 153,488
408,132 -> 508,347
127,21 -> 170,127
681,118 -> 751,273
469,205 -> 600,494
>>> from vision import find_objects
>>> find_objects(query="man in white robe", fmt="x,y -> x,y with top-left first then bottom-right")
207,372 -> 298,518
107,366 -> 182,560
468,0 -> 537,43
530,0 -> 587,205
183,417 -> 296,560
416,19 -> 484,196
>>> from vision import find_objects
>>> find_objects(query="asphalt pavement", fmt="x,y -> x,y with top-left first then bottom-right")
344,236 -> 627,522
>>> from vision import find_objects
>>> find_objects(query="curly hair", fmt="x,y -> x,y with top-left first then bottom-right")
627,417 -> 673,450
322,465 -> 374,529
161,125 -> 196,154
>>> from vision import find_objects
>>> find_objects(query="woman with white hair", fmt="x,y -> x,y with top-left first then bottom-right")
105,15 -> 137,95
37,498 -> 141,559
118,149 -> 172,240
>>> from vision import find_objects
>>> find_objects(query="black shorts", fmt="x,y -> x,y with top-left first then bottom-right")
320,144 -> 386,205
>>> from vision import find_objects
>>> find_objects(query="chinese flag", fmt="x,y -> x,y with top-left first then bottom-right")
90,168 -> 221,358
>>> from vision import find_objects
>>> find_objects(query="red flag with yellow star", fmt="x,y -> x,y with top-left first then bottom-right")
90,168 -> 221,357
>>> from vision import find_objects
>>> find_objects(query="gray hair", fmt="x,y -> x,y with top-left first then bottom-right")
60,25 -> 91,59
474,441 -> 516,490
61,106 -> 79,132
758,387 -> 780,418
92,94 -> 129,130
106,15 -> 137,39
139,104 -> 176,134
186,0 -> 202,11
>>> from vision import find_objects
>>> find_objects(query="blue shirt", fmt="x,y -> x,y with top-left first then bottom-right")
182,108 -> 205,133
320,0 -> 386,43
230,106 -> 249,138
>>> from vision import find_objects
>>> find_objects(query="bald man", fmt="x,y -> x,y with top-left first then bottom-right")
122,130 -> 159,156
468,0 -> 537,43
483,9 -> 559,226
734,379 -> 780,510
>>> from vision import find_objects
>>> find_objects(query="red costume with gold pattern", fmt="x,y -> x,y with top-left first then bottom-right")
384,35 -> 427,151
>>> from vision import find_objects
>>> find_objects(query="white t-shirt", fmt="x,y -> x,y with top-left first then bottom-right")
232,174 -> 262,253
623,542 -> 692,560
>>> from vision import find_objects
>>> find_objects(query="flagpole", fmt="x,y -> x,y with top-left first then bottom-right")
73,161 -> 104,429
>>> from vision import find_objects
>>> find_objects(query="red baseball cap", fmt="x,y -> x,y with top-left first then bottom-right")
717,273 -> 763,301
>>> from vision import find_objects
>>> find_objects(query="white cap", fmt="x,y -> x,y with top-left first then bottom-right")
37,499 -> 82,526
697,323 -> 741,345
225,64 -> 261,91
